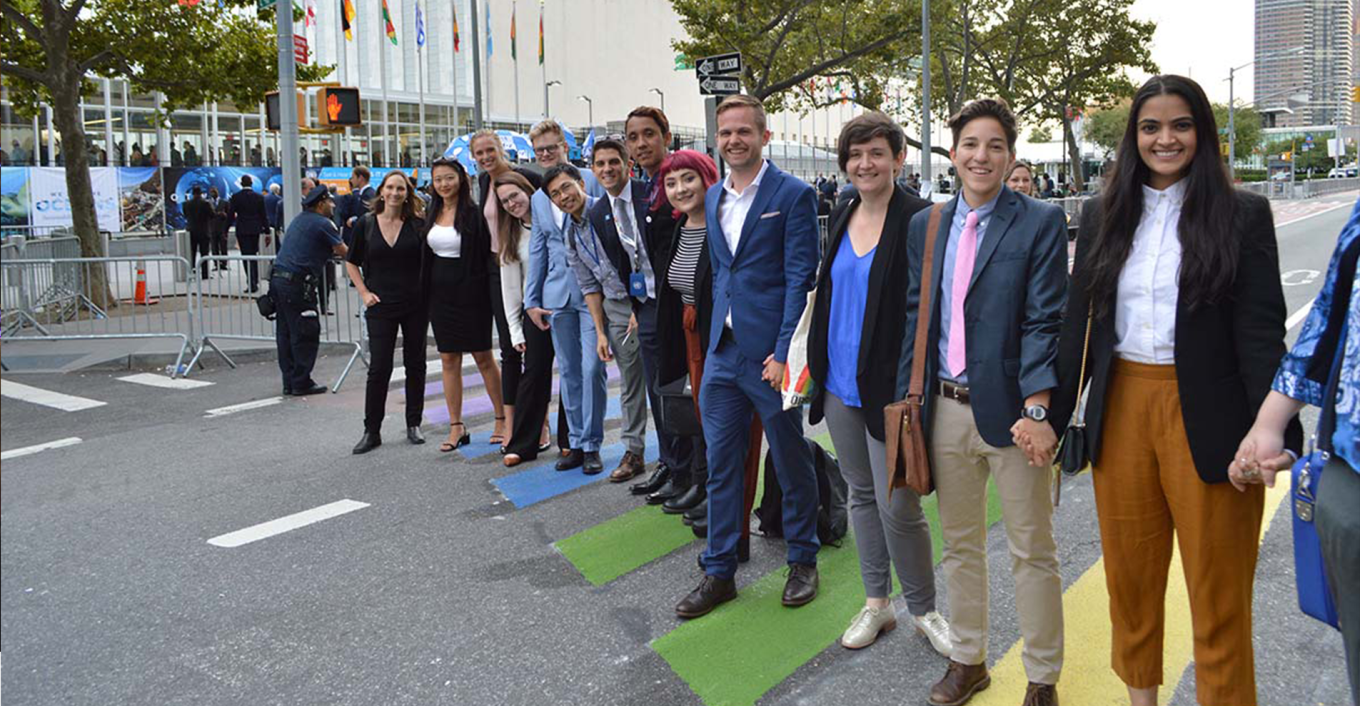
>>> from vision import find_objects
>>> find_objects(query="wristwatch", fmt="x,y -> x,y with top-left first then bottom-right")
1023,404 -> 1049,422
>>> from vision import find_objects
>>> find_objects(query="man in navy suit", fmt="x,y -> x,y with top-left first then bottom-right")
228,174 -> 270,292
675,95 -> 822,619
894,98 -> 1066,706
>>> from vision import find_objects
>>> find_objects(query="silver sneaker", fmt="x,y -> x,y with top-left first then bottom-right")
912,610 -> 954,658
839,605 -> 897,650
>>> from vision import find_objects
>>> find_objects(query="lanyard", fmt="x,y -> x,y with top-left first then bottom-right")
571,219 -> 604,269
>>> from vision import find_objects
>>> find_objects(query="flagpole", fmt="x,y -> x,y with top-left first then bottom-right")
451,0 -> 459,137
418,12 -> 426,164
539,1 -> 545,120
354,0 -> 363,165
335,1 -> 347,166
512,0 -> 520,131
379,0 -> 390,167
469,0 -> 483,130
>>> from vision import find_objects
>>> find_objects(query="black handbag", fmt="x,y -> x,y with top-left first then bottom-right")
255,287 -> 277,320
1053,302 -> 1093,506
659,374 -> 702,438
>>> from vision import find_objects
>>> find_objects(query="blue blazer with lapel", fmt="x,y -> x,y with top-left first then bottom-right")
894,185 -> 1068,448
585,179 -> 650,290
704,160 -> 820,363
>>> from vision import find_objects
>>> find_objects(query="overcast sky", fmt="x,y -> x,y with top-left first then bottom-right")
1129,0 -> 1256,104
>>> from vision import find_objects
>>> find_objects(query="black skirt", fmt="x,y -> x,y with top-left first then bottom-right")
428,255 -> 493,353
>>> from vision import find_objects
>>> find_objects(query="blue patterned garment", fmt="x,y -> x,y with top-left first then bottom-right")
1272,197 -> 1360,471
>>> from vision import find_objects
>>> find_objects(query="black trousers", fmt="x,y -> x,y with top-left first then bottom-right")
210,222 -> 228,261
489,261 -> 524,405
237,231 -> 261,290
1317,455 -> 1360,705
190,234 -> 211,279
363,308 -> 428,433
503,314 -> 554,458
272,275 -> 320,391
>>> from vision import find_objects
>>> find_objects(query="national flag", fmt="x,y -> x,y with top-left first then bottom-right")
341,0 -> 355,40
415,1 -> 425,47
484,2 -> 492,57
381,0 -> 397,45
510,3 -> 517,60
582,129 -> 596,160
305,0 -> 317,27
452,0 -> 460,52
537,1 -> 544,65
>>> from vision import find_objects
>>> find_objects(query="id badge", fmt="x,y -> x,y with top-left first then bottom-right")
629,272 -> 648,298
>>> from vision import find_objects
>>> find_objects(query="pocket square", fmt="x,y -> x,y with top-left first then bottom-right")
759,211 -> 781,219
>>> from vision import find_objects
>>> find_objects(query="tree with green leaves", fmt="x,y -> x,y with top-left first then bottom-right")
1085,103 -> 1129,158
0,0 -> 329,286
1210,103 -> 1262,168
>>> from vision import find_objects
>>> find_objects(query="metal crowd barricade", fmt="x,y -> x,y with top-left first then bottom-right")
0,255 -> 195,372
184,254 -> 366,392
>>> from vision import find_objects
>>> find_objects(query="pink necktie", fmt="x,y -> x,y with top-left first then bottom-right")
947,211 -> 979,378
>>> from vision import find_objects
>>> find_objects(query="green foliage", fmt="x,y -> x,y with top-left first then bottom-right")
1085,103 -> 1129,157
0,0 -> 332,119
1027,125 -> 1053,143
1210,103 -> 1262,163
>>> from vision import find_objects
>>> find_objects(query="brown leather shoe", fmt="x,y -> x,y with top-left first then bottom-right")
1021,682 -> 1057,706
781,563 -> 819,606
928,660 -> 991,706
609,451 -> 645,483
675,575 -> 737,619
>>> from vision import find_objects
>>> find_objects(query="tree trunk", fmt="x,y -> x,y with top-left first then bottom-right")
1061,109 -> 1086,193
48,70 -> 115,308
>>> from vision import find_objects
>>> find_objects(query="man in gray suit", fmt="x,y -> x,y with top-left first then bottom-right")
895,98 -> 1066,706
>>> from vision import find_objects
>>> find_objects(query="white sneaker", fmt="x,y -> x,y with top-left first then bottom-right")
839,605 -> 897,650
912,610 -> 954,658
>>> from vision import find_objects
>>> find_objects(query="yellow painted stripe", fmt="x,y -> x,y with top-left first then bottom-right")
968,480 -> 1290,705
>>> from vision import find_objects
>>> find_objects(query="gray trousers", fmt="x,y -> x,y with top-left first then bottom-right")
1317,455 -> 1360,706
823,392 -> 937,614
602,296 -> 646,455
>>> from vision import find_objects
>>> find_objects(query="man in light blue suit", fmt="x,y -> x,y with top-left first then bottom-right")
525,162 -> 607,473
675,95 -> 823,619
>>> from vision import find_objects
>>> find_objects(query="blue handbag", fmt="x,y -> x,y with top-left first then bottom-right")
1289,317 -> 1346,630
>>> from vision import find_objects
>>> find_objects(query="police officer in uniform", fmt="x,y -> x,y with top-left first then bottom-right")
272,185 -> 348,395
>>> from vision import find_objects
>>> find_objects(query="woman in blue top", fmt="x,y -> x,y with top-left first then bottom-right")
1235,197 -> 1360,704
807,112 -> 951,655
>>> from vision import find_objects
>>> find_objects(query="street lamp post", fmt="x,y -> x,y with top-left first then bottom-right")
544,80 -> 561,119
1227,45 -> 1304,181
649,88 -> 665,113
578,95 -> 593,130
920,0 -> 932,189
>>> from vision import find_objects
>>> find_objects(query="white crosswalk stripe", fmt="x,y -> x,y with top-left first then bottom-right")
1,437 -> 83,461
117,373 -> 215,390
0,379 -> 107,412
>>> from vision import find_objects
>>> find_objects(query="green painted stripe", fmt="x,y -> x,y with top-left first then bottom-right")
555,505 -> 698,586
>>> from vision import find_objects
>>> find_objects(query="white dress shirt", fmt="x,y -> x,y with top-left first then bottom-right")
718,159 -> 770,328
1114,180 -> 1185,364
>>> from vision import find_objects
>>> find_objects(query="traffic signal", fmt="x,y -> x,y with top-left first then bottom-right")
1352,85 -> 1360,103
264,90 -> 306,130
317,87 -> 363,127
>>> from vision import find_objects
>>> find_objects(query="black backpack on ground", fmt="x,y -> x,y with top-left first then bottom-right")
754,438 -> 849,547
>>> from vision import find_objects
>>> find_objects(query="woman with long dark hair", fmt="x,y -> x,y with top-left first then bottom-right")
1048,75 -> 1302,706
494,171 -> 555,466
425,157 -> 504,452
346,171 -> 428,454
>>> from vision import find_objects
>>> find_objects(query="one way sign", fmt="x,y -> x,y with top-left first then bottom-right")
699,76 -> 740,96
695,52 -> 742,78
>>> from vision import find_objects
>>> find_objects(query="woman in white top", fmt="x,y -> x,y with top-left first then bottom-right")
494,171 -> 554,466
424,157 -> 504,452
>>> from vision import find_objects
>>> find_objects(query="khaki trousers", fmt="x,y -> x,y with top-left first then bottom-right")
1095,359 -> 1263,706
932,395 -> 1064,685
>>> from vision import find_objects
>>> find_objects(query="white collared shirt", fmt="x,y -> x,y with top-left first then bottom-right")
1114,180 -> 1185,364
718,159 -> 770,328
608,186 -> 639,249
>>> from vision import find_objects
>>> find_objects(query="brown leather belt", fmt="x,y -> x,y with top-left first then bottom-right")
938,380 -> 970,404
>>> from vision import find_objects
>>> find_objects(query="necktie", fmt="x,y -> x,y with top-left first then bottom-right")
614,198 -> 637,251
947,210 -> 980,379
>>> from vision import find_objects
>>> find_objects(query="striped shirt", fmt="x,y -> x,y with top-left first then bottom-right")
668,225 -> 706,305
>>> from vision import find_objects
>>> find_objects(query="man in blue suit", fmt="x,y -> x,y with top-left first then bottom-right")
894,98 -> 1066,706
525,163 -> 607,473
675,95 -> 822,619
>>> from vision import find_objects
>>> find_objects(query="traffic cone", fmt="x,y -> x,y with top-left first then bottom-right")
128,262 -> 160,306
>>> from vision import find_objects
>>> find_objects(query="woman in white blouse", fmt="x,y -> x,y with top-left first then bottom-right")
493,171 -> 554,466
1047,75 -> 1297,706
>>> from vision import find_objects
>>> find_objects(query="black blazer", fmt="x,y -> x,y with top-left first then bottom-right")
808,185 -> 931,440
656,213 -> 713,388
183,197 -> 212,237
228,188 -> 269,235
1050,191 -> 1304,484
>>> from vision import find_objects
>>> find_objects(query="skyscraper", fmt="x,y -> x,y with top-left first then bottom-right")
1255,0 -> 1356,127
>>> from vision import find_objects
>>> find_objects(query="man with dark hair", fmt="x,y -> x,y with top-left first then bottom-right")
624,106 -> 698,502
271,185 -> 349,396
228,174 -> 269,292
676,94 -> 822,618
337,166 -> 374,247
895,97 -> 1066,706
208,186 -> 230,269
182,186 -> 214,279
526,163 -> 607,473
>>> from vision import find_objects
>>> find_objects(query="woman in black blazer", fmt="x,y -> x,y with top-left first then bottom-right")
1048,75 -> 1301,706
806,112 -> 950,654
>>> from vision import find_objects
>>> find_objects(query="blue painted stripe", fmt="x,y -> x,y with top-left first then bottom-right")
493,431 -> 658,508
459,395 -> 628,461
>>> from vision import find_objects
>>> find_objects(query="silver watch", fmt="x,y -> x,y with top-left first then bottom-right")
1023,404 -> 1048,422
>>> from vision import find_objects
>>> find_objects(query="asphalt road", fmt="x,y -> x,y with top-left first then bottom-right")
2,193 -> 1355,706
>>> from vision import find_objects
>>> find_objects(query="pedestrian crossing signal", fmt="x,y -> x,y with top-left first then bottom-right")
317,88 -> 362,127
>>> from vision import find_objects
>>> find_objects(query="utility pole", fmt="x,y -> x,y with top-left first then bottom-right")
276,0 -> 300,226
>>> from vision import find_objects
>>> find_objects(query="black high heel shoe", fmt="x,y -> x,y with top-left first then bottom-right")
439,422 -> 470,452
